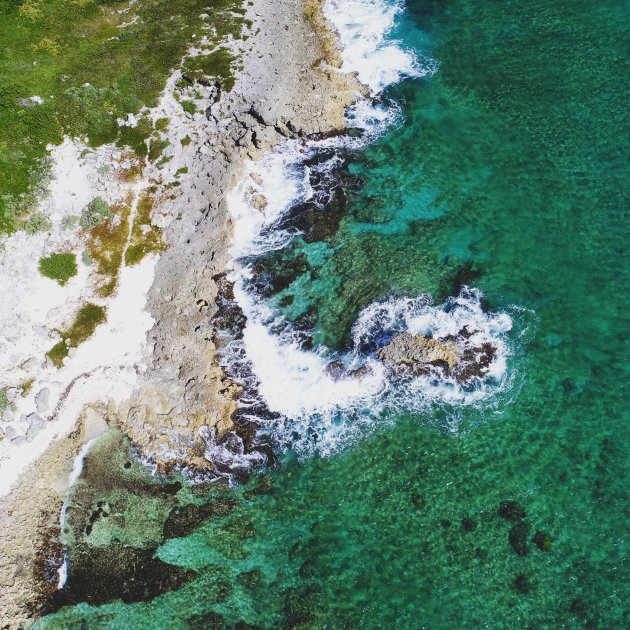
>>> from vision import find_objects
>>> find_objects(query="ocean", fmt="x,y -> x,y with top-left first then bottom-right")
37,0 -> 629,627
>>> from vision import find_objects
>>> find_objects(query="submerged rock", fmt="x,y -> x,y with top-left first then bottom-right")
513,573 -> 531,594
532,530 -> 553,551
508,521 -> 530,556
498,500 -> 526,521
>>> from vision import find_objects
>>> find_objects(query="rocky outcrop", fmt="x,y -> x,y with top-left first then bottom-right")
376,330 -> 497,382
377,333 -> 461,372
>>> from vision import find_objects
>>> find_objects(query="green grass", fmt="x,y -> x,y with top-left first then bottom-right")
0,0 -> 247,233
47,302 -> 106,367
38,252 -> 78,285
124,193 -> 164,266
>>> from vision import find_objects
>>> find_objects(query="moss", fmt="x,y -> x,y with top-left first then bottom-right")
38,252 -> 78,285
180,135 -> 192,147
47,302 -> 107,368
87,198 -> 131,297
0,388 -> 8,415
154,117 -> 170,132
124,193 -> 165,266
20,378 -> 35,397
175,167 -> 189,176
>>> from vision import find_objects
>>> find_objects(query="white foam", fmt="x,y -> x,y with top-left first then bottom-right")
221,0 -> 520,459
324,0 -> 433,93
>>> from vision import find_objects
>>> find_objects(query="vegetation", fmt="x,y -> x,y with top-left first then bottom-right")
47,302 -> 106,367
0,0 -> 248,233
80,197 -> 111,229
125,194 -> 165,266
38,252 -> 78,285
87,198 -> 131,297
23,211 -> 51,234
0,388 -> 8,415
61,214 -> 79,231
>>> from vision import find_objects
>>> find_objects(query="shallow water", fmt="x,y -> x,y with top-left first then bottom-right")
37,0 -> 629,627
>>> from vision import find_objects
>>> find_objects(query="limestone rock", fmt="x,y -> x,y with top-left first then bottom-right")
376,333 -> 461,371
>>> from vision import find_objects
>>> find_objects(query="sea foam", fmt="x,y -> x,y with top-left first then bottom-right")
222,0 -> 517,459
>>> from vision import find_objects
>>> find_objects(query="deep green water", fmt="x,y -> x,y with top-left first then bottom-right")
37,0 -> 629,628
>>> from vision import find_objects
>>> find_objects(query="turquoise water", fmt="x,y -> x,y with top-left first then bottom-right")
37,0 -> 629,628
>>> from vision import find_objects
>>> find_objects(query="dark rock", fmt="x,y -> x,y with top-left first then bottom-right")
440,519 -> 452,529
569,597 -> 588,619
49,541 -> 196,608
498,500 -> 526,521
237,569 -> 263,589
475,547 -> 488,561
188,611 -> 226,630
411,493 -> 425,508
325,359 -> 346,380
461,516 -> 477,533
509,521 -> 530,556
532,530 -> 553,551
513,573 -> 531,594
163,497 -> 236,540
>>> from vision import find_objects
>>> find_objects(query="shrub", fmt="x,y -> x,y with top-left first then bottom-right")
23,211 -> 52,234
39,252 -> 78,285
60,214 -> 79,230
181,100 -> 197,116
81,250 -> 93,266
80,197 -> 111,229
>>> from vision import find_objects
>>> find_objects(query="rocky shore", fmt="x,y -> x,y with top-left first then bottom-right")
0,0 -> 359,625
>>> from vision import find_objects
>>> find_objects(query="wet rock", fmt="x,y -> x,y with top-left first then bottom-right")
532,530 -> 553,551
498,500 -> 526,521
513,573 -> 531,594
251,194 -> 267,210
376,333 -> 461,372
508,521 -> 530,556
461,516 -> 477,532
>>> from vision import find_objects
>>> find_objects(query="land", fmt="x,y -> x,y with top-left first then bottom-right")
0,0 -> 359,625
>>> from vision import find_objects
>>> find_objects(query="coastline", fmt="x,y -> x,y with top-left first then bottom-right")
0,0 -> 359,626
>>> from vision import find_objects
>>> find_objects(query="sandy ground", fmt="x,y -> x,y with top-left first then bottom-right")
0,0 -> 359,626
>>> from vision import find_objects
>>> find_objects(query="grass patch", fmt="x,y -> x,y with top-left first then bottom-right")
0,0 -> 247,233
124,193 -> 165,266
47,302 -> 106,368
182,47 -> 236,91
38,252 -> 78,285
87,198 -> 131,297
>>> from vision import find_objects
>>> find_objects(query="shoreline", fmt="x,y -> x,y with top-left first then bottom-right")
0,0 -> 359,626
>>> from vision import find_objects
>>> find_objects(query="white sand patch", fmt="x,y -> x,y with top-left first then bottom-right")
0,255 -> 157,496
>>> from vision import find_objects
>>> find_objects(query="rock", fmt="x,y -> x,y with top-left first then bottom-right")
513,573 -> 531,594
508,521 -> 530,556
36,388 -> 50,413
251,194 -> 267,210
25,413 -> 44,441
440,519 -> 451,529
376,333 -> 461,373
411,493 -> 425,508
498,500 -> 526,521
532,530 -> 553,551
461,516 -> 477,532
